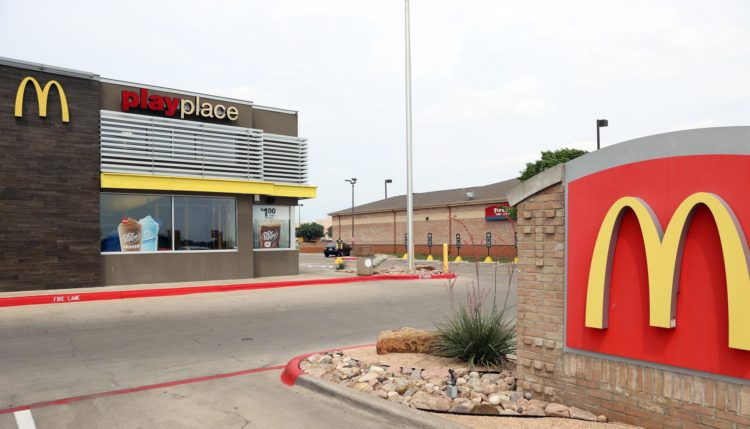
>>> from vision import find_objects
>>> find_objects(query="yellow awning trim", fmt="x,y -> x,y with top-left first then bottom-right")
101,173 -> 317,199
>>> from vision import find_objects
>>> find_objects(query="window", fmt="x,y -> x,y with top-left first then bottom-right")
101,193 -> 237,253
101,194 -> 172,252
253,205 -> 295,249
174,197 -> 236,250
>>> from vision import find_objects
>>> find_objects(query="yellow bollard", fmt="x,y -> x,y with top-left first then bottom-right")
454,255 -> 463,263
513,256 -> 519,264
402,253 -> 408,259
334,257 -> 343,265
484,256 -> 493,263
426,254 -> 434,261
442,243 -> 449,272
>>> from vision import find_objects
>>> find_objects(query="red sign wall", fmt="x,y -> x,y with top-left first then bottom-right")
567,155 -> 750,380
485,203 -> 510,221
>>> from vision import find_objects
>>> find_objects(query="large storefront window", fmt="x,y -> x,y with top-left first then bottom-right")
101,193 -> 237,253
174,197 -> 236,250
101,194 -> 172,252
253,205 -> 294,249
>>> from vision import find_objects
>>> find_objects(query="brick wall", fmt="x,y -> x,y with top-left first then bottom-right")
515,182 -> 750,428
331,204 -> 517,258
0,65 -> 101,291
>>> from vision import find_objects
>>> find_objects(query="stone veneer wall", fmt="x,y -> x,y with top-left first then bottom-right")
0,64 -> 101,291
514,182 -> 750,429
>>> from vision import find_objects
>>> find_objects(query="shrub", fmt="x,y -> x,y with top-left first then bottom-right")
296,222 -> 325,242
433,305 -> 515,368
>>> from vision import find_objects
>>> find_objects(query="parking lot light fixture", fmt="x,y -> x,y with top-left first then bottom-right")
597,119 -> 609,150
345,178 -> 357,246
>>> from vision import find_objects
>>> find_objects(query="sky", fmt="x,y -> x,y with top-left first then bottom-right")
1,0 -> 749,223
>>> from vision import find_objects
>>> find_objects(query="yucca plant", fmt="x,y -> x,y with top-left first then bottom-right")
433,215 -> 517,368
433,305 -> 515,368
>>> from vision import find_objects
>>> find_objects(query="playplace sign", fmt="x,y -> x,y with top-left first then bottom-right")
566,154 -> 750,380
121,88 -> 239,121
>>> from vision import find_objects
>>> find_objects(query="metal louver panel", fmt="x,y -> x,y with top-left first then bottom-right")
262,133 -> 308,184
101,110 -> 264,181
100,110 -> 310,185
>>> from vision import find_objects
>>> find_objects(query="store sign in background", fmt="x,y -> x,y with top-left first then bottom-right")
253,205 -> 293,249
485,203 -> 510,221
566,155 -> 750,380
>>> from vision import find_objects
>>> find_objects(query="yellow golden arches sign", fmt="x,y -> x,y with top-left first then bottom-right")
585,192 -> 750,351
14,76 -> 70,123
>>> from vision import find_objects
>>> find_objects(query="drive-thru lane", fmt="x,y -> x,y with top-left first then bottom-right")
1,276 -> 492,411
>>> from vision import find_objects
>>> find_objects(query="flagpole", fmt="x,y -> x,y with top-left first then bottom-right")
405,0 -> 415,272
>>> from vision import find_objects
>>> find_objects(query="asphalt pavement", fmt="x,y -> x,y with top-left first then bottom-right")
0,257 -> 516,428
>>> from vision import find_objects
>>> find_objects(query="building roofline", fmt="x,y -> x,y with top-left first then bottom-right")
327,197 -> 509,217
0,56 -> 99,80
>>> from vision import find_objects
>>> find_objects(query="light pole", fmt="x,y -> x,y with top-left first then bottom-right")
297,203 -> 303,227
404,0 -> 415,271
385,179 -> 392,199
345,178 -> 357,246
596,119 -> 608,150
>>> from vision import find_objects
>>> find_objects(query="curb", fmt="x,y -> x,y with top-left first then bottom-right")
0,273 -> 456,308
282,349 -> 467,429
295,376 -> 467,429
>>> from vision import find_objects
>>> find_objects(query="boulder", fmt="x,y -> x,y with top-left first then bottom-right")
376,327 -> 438,354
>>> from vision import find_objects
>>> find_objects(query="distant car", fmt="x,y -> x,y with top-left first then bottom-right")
324,242 -> 351,257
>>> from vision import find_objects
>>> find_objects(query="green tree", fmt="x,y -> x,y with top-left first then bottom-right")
326,226 -> 334,237
519,148 -> 588,181
296,222 -> 325,242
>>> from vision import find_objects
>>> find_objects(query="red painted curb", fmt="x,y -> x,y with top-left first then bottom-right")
280,344 -> 375,386
0,364 -> 285,415
0,273 -> 456,308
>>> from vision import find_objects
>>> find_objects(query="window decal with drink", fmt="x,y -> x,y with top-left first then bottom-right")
253,205 -> 293,249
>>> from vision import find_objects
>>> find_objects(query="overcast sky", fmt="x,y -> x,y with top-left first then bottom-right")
2,0 -> 749,223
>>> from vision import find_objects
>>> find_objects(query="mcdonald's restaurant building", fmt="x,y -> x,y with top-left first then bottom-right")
0,57 -> 315,292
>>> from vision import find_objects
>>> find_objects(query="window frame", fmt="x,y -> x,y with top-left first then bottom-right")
100,192 -> 239,255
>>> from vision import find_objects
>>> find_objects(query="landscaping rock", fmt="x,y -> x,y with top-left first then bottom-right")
524,404 -> 546,416
376,327 -> 437,354
449,402 -> 474,414
301,349 -> 607,425
352,382 -> 373,392
357,372 -> 379,383
598,415 -> 608,422
569,406 -> 598,421
545,403 -> 571,418
470,404 -> 500,415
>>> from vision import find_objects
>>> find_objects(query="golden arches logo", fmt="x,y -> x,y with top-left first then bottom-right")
585,192 -> 750,351
14,77 -> 69,123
